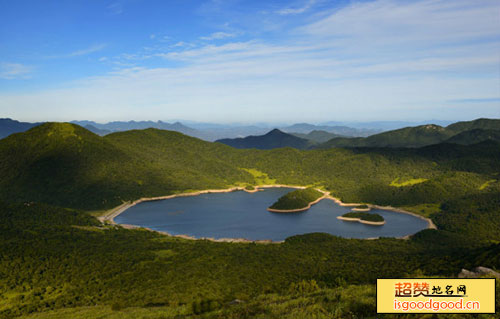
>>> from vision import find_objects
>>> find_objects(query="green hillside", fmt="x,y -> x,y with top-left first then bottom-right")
319,124 -> 453,148
0,123 -> 252,209
446,118 -> 500,133
445,128 -> 500,145
317,118 -> 500,148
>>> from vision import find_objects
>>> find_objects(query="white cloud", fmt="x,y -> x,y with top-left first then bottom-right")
107,2 -> 123,15
200,32 -> 237,41
171,41 -> 188,48
46,44 -> 107,59
276,0 -> 316,15
68,44 -> 107,57
0,63 -> 33,80
2,64 -> 498,122
158,41 -> 258,60
301,0 -> 500,45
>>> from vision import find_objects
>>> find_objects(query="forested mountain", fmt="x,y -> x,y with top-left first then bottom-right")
318,118 -> 500,148
216,129 -> 313,150
445,129 -> 500,145
0,118 -> 41,139
0,123 -> 251,209
447,118 -> 500,132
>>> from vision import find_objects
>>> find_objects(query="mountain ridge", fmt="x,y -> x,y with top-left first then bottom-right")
216,129 -> 313,150
317,118 -> 500,149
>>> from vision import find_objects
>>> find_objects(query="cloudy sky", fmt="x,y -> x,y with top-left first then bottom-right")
1,0 -> 499,123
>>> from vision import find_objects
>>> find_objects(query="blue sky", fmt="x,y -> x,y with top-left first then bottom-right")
0,0 -> 499,123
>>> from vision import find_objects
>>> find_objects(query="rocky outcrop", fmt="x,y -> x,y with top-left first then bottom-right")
458,266 -> 500,278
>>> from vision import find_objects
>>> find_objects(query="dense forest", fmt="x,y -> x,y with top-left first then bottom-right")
0,122 -> 499,318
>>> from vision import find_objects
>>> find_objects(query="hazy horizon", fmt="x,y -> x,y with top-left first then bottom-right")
3,116 -> 491,128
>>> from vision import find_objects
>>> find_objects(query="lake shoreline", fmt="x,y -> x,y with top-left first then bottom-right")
98,185 -> 436,243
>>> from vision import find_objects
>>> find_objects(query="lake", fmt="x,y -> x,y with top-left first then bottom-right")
115,187 -> 429,241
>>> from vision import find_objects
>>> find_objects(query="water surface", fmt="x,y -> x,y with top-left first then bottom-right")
115,188 -> 428,241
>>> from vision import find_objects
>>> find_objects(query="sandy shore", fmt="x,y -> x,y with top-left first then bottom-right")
98,184 -> 436,243
370,204 -> 437,229
351,207 -> 371,212
336,216 -> 386,226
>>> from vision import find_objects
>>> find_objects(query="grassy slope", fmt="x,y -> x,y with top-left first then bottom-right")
269,187 -> 323,210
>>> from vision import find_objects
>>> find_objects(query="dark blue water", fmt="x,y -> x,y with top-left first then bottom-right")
115,188 -> 428,241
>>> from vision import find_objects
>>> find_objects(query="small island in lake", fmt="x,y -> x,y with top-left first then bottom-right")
351,204 -> 371,212
244,185 -> 259,193
337,212 -> 385,225
268,187 -> 324,212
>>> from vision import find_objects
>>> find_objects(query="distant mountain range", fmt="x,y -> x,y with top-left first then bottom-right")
0,118 -> 41,139
0,119 -> 382,141
217,119 -> 500,150
280,123 -> 379,137
216,129 -> 313,150
291,130 -> 343,143
72,120 -> 202,138
320,120 -> 454,131
1,118 -> 499,149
